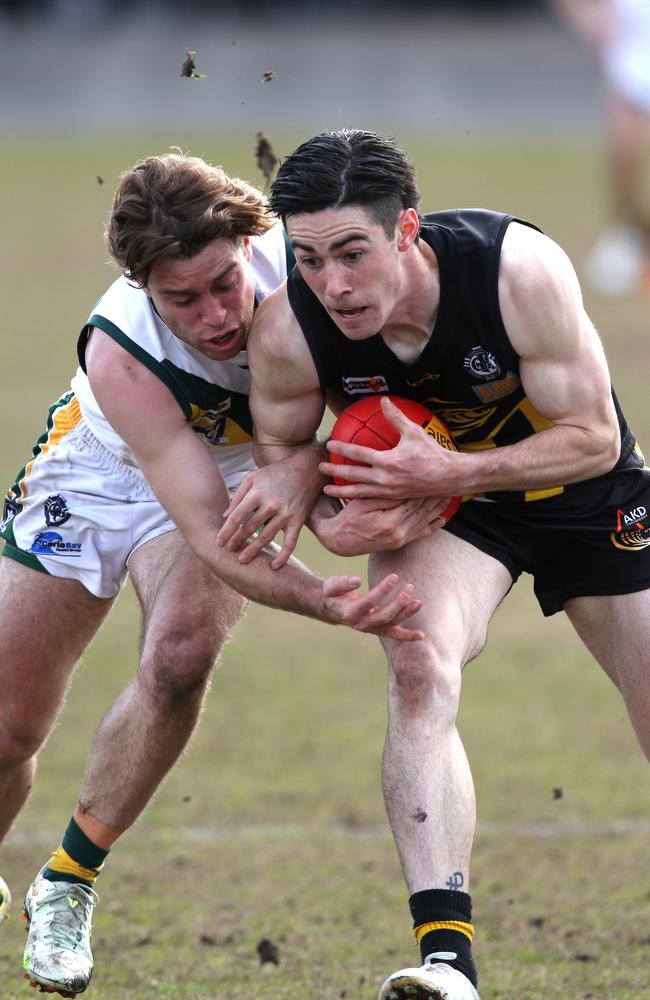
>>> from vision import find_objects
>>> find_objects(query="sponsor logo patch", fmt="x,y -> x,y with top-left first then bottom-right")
44,494 -> 71,527
29,531 -> 82,557
611,505 -> 650,551
0,498 -> 18,532
464,346 -> 501,380
341,375 -> 389,396
472,371 -> 521,402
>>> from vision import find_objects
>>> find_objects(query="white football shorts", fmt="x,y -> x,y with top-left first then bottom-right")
0,392 -> 256,598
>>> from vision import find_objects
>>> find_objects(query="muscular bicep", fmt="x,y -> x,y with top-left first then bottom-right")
500,224 -> 619,444
86,329 -> 230,542
247,288 -> 326,450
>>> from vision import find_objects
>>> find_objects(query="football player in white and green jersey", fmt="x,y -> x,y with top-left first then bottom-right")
0,153 -> 424,997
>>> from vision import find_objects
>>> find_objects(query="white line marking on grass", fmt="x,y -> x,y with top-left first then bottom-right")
6,817 -> 650,848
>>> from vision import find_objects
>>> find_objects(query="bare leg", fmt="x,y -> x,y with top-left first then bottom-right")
605,93 -> 649,227
75,530 -> 247,846
369,530 -> 512,893
565,588 -> 650,760
0,558 -> 112,842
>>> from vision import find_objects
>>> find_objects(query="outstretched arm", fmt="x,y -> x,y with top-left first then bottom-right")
85,328 -> 423,640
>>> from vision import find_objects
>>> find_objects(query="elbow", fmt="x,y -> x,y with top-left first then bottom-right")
592,422 -> 621,477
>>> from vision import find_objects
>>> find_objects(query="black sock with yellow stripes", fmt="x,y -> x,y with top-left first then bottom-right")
409,888 -> 477,987
43,817 -> 109,887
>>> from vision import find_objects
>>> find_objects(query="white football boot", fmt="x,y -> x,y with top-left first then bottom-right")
378,953 -> 480,1000
583,223 -> 647,298
0,874 -> 11,922
22,868 -> 98,997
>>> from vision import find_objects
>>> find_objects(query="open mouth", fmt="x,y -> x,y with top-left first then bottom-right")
206,328 -> 240,349
333,306 -> 367,321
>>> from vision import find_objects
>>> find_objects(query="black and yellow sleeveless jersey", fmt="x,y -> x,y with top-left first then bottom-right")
287,208 -> 642,503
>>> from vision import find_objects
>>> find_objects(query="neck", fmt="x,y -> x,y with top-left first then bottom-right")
381,240 -> 439,363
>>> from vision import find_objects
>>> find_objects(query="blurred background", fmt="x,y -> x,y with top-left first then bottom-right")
2,3 -> 650,998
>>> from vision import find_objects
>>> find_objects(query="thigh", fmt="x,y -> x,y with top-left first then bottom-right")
0,556 -> 112,728
369,528 -> 514,667
1,410 -> 173,599
565,588 -> 650,689
128,529 -> 247,658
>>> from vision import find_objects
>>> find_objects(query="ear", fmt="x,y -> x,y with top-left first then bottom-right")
396,208 -> 420,252
242,235 -> 253,262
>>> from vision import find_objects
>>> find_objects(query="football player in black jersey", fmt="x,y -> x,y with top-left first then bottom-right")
219,129 -> 650,1000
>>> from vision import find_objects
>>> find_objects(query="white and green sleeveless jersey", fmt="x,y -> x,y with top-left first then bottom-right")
71,223 -> 293,478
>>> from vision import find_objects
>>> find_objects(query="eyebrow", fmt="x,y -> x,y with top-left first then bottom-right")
158,261 -> 236,296
291,233 -> 370,254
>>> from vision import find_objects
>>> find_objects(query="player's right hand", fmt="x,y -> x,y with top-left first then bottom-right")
321,573 -> 424,641
314,496 -> 452,556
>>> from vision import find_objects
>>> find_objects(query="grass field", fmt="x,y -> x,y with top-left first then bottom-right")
2,132 -> 650,999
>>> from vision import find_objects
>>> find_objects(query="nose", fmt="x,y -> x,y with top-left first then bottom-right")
323,262 -> 353,300
201,294 -> 227,328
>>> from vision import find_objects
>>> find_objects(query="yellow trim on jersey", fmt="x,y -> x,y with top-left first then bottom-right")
516,396 -> 554,433
21,395 -> 82,495
48,845 -> 104,883
414,920 -> 475,944
524,485 -> 564,501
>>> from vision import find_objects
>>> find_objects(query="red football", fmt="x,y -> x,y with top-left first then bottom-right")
329,395 -> 461,521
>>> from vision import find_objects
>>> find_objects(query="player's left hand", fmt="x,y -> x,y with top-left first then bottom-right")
314,495 -> 452,556
319,396 -> 462,501
217,448 -> 326,568
321,572 -> 424,641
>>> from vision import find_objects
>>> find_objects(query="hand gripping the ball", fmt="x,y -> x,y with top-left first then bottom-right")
320,395 -> 463,509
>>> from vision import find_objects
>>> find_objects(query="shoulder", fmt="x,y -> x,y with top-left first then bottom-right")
499,222 -> 584,357
249,283 -> 300,357
248,284 -> 320,394
250,222 -> 293,301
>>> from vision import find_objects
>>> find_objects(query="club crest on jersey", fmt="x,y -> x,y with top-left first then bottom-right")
44,494 -> 71,527
190,398 -> 233,445
464,346 -> 501,380
341,375 -> 389,396
611,505 -> 650,551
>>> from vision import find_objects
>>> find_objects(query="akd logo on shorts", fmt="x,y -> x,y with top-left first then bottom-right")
611,506 -> 650,551
44,494 -> 71,527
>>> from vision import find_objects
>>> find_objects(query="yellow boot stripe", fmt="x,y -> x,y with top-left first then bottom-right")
48,845 -> 103,883
414,920 -> 475,943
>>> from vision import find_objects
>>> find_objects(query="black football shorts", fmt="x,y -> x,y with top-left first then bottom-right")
443,466 -> 650,616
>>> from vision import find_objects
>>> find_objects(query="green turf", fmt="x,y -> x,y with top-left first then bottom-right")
2,133 -> 650,999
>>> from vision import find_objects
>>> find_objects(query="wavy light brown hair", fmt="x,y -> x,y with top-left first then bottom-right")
106,153 -> 275,286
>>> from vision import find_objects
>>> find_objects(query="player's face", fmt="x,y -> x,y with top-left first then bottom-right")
287,205 -> 409,339
146,236 -> 256,360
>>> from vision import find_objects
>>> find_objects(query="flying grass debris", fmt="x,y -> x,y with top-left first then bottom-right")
255,131 -> 278,190
257,938 -> 279,965
180,50 -> 206,80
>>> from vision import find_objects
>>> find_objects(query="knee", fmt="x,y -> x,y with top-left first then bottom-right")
0,717 -> 46,768
388,640 -> 462,723
139,627 -> 225,705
